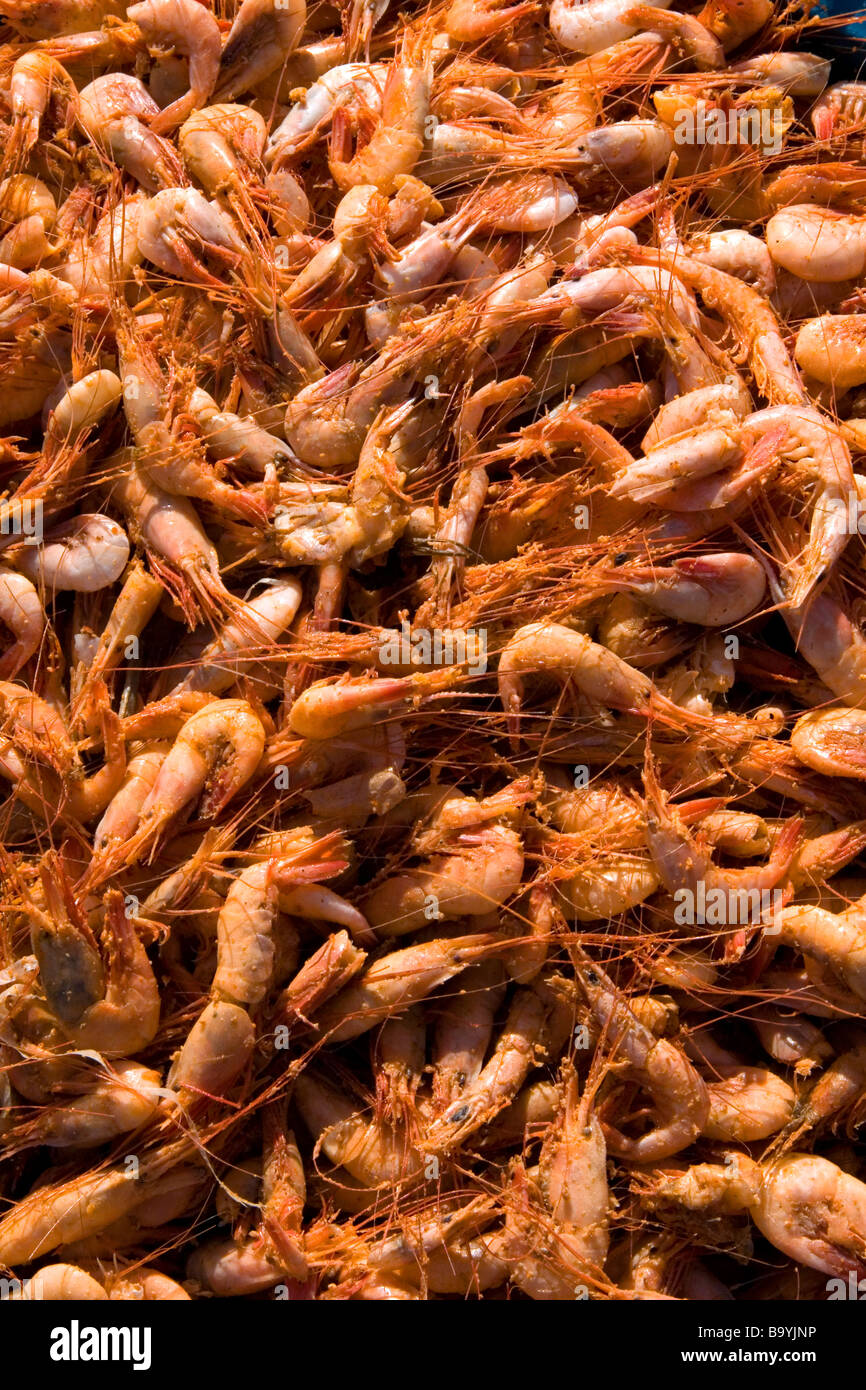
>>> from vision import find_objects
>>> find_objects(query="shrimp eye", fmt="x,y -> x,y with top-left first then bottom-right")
613,553 -> 630,566
586,969 -> 599,985
449,1104 -> 471,1124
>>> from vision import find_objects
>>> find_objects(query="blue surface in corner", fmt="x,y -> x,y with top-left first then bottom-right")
814,0 -> 866,45
804,2 -> 866,79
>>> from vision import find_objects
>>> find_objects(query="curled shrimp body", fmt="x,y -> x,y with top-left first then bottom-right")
791,708 -> 866,780
77,74 -> 185,189
423,988 -> 548,1151
43,368 -> 123,452
0,1142 -> 186,1265
752,1154 -> 866,1278
812,82 -> 866,140
106,1267 -> 191,1300
632,248 -> 806,408
689,229 -> 775,297
276,401 -> 417,566
432,960 -> 507,1108
490,1073 -> 609,1299
211,848 -> 355,1006
623,4 -> 723,68
729,50 -> 830,95
550,0 -> 671,53
168,577 -> 303,695
136,186 -> 246,286
573,950 -> 709,1161
445,0 -> 538,41
362,783 -> 528,935
126,0 -> 220,133
767,205 -> 866,283
112,457 -> 237,622
7,51 -> 76,161
606,423 -> 743,508
178,103 -> 274,239
548,264 -> 699,330
795,315 -> 866,391
777,1033 -> 866,1147
329,37 -> 432,195
498,622 -> 667,733
641,382 -> 750,450
314,933 -> 499,1043
266,64 -> 386,163
599,553 -> 766,627
8,514 -> 129,592
364,823 -> 524,937
54,196 -> 144,299
294,1070 -> 423,1189
188,387 -> 294,474
739,406 -> 854,606
118,324 -> 265,528
93,743 -> 170,853
88,701 -> 264,885
14,1264 -> 109,1300
0,174 -> 56,270
0,567 -> 45,678
773,585 -> 866,707
0,681 -> 76,772
643,754 -> 801,949
128,699 -> 265,844
702,1065 -> 796,1142
776,900 -> 866,1002
5,1059 -> 162,1151
180,103 -> 266,187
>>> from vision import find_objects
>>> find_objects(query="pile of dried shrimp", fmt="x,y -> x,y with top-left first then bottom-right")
0,0 -> 865,1303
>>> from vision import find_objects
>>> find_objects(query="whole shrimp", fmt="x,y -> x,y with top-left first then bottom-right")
570,946 -> 709,1161
550,0 -> 672,54
166,577 -> 303,696
77,73 -> 185,188
111,455 -> 240,622
314,933 -> 503,1044
0,567 -> 45,678
362,788 -> 526,937
24,886 -> 161,1057
422,987 -> 550,1152
7,514 -> 129,592
87,699 -> 266,882
125,0 -> 221,132
6,50 -> 77,165
775,897 -> 866,1002
0,1139 -> 191,1265
3,1058 -> 163,1152
643,752 -> 802,953
329,31 -> 431,195
647,1151 -> 866,1278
